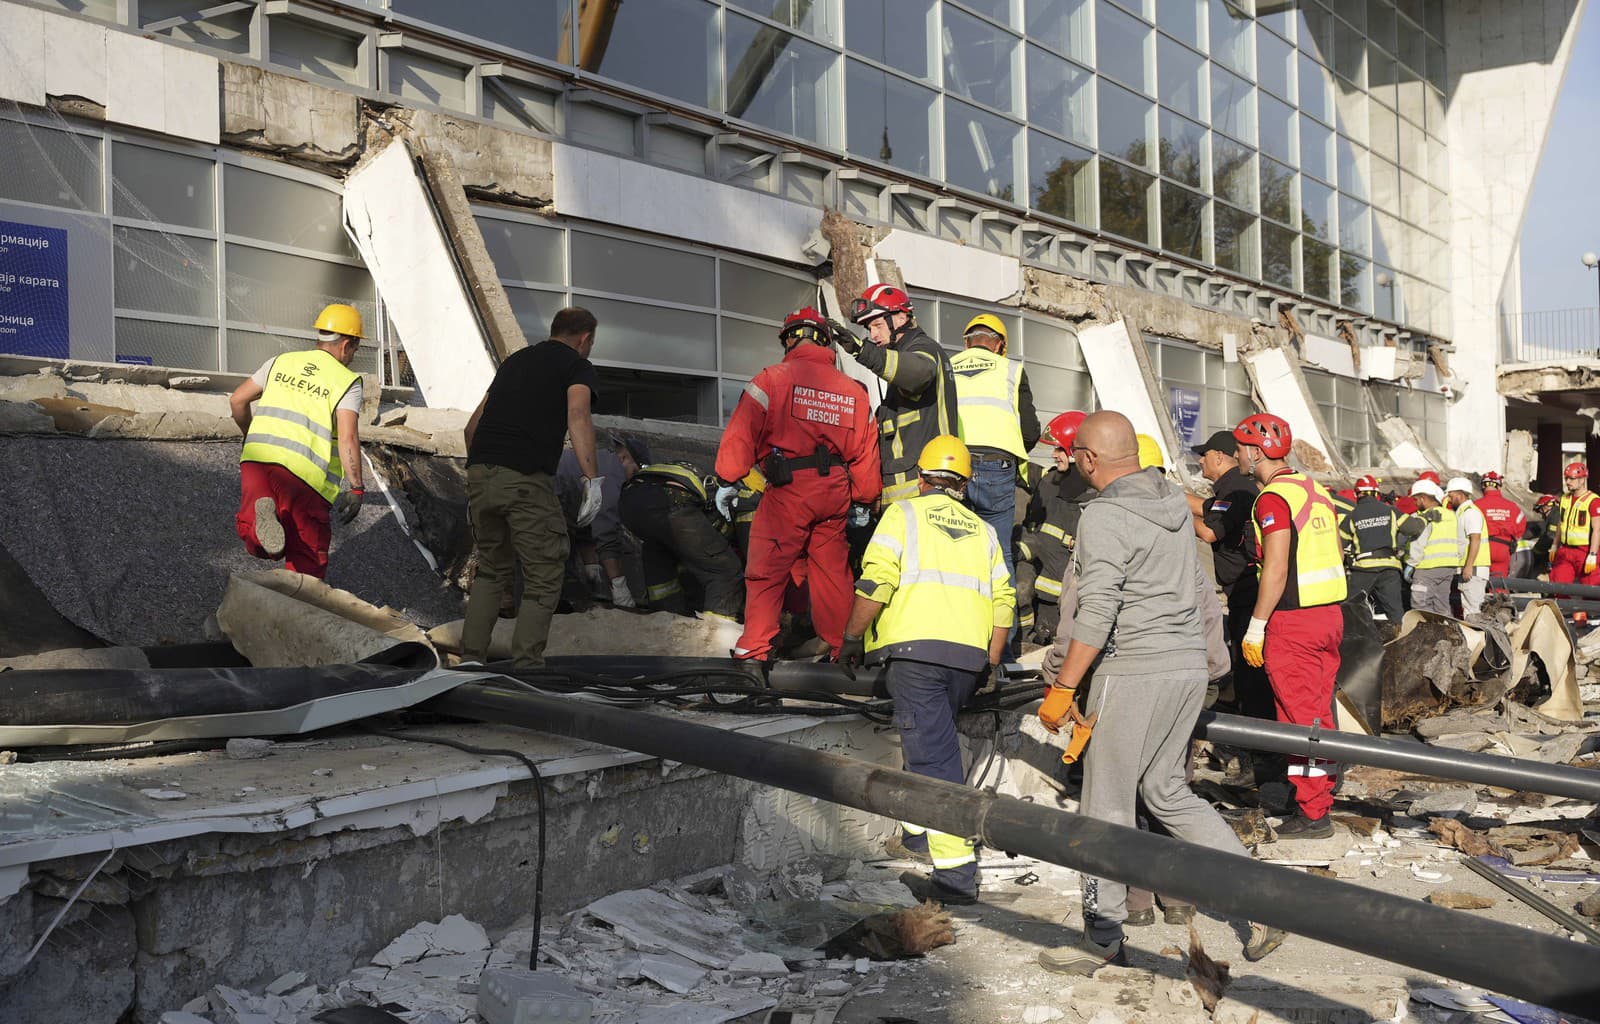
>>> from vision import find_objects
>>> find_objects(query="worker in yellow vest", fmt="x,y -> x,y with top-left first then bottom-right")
1549,462 -> 1600,586
1403,479 -> 1460,615
228,303 -> 367,578
1445,477 -> 1492,618
1235,413 -> 1347,840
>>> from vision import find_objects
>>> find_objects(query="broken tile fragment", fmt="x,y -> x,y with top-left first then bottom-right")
1427,891 -> 1495,910
728,951 -> 790,978
431,914 -> 490,954
262,970 -> 305,996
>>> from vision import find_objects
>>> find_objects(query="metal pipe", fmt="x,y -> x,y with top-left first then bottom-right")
1196,712 -> 1600,803
1462,856 -> 1600,945
431,682 -> 1600,1014
1493,576 -> 1600,600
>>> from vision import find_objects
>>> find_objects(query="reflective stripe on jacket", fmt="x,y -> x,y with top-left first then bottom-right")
635,463 -> 708,503
1252,471 -> 1348,609
1557,492 -> 1598,548
1341,495 -> 1402,570
240,348 -> 359,503
1408,505 -> 1462,569
855,492 -> 1015,671
949,347 -> 1026,458
865,327 -> 958,503
1455,499 -> 1492,569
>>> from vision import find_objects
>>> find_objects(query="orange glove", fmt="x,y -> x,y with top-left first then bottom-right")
1038,686 -> 1076,733
1587,553 -> 1598,576
1242,617 -> 1268,669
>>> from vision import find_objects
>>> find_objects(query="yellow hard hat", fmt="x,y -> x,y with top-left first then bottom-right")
314,303 -> 365,339
963,314 -> 1008,353
917,434 -> 972,480
1136,433 -> 1164,470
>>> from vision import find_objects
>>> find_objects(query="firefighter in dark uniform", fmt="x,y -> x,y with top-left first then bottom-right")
1018,410 -> 1092,643
1339,475 -> 1407,622
618,461 -> 744,621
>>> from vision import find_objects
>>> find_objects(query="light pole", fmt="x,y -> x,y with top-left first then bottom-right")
1585,253 -> 1599,349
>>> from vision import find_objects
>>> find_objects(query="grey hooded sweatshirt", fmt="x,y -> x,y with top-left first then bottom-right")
1070,466 -> 1208,678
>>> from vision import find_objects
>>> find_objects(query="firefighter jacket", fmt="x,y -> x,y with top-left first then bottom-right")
1251,471 -> 1348,609
240,348 -> 360,503
949,347 -> 1039,459
715,343 -> 881,505
1454,499 -> 1492,569
849,325 -> 958,503
1021,464 -> 1092,600
855,491 -> 1015,672
1476,490 -> 1526,566
1339,495 -> 1402,571
1406,505 -> 1462,569
633,462 -> 709,502
1553,491 -> 1600,549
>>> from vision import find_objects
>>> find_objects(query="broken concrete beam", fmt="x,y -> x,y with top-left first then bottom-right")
221,63 -> 359,165
0,371 -> 70,403
1211,974 -> 1407,1024
409,109 -> 554,208
0,400 -> 56,434
430,607 -> 744,661
1059,965 -> 1210,1023
1022,266 -> 1105,321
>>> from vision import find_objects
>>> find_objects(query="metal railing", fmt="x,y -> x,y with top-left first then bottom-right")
1501,307 -> 1600,363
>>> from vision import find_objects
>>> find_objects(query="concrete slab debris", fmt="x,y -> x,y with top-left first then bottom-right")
225,738 -> 274,760
583,888 -> 759,969
631,951 -> 709,994
216,570 -> 436,668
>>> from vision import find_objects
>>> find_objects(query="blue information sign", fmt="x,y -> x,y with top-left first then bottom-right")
0,220 -> 70,358
1168,385 -> 1202,447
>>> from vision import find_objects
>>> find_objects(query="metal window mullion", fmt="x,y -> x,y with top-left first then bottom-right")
221,234 -> 367,268
215,151 -> 230,372
114,309 -> 220,328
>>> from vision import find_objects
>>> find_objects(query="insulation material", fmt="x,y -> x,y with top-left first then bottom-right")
1506,600 -> 1582,721
343,139 -> 498,412
1076,319 -> 1175,468
871,230 -> 1021,303
428,607 -> 743,661
1242,346 -> 1345,475
216,570 -> 435,668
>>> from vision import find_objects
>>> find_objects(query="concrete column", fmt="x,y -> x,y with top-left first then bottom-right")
1538,421 -> 1565,491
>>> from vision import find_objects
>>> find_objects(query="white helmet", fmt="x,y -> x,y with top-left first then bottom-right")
1445,476 -> 1474,496
1411,479 -> 1445,501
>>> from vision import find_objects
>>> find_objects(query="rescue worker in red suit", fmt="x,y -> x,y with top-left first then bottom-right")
1475,471 -> 1526,582
1393,470 -> 1440,517
1548,462 -> 1600,587
1235,413 -> 1348,839
715,308 -> 882,661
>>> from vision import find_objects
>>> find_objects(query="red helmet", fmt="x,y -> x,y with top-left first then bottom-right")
1232,413 -> 1292,460
1482,470 -> 1504,489
850,283 -> 914,325
1565,461 -> 1589,479
1042,410 -> 1086,451
1536,493 -> 1560,514
779,306 -> 829,347
1355,475 -> 1380,493
1418,470 -> 1441,485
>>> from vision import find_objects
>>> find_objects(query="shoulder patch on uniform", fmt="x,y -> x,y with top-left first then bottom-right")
1211,500 -> 1231,512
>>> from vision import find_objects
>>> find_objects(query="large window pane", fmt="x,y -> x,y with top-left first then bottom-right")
847,60 -> 937,173
582,0 -> 718,109
729,0 -> 839,42
1341,256 -> 1372,311
1214,202 -> 1257,276
477,216 -> 565,284
1157,35 -> 1205,120
572,232 -> 715,307
1026,46 -> 1093,145
117,319 -> 218,371
389,50 -> 469,111
1303,237 -> 1335,301
945,100 -> 1021,200
115,227 -> 217,317
1158,109 -> 1204,188
584,297 -> 716,372
1301,178 -> 1335,240
944,5 -> 1019,113
1336,136 -> 1368,199
1028,131 -> 1093,223
1026,0 -> 1093,65
1026,361 -> 1096,414
504,288 -> 569,345
1333,17 -> 1365,85
1160,181 -> 1206,260
1338,194 -> 1370,255
0,121 -> 102,213
1214,136 -> 1256,210
1210,66 -> 1255,144
1157,0 -> 1202,50
726,14 -> 839,145
847,0 -> 936,79
1368,47 -> 1397,109
1300,115 -> 1332,183
720,316 -> 783,377
1098,160 -> 1153,244
1209,1 -> 1253,78
1097,0 -> 1152,94
269,18 -> 362,86
1298,3 -> 1333,60
1261,157 -> 1295,224
1368,0 -> 1398,53
224,244 -> 372,328
1298,53 -> 1331,124
1258,93 -> 1295,165
1097,79 -> 1153,168
1262,221 -> 1296,287
1024,316 -> 1085,368
1370,156 -> 1400,215
224,165 -> 356,258
1256,26 -> 1293,100
113,143 -> 214,230
389,0 -> 566,60
719,260 -> 813,319
142,1 -> 251,54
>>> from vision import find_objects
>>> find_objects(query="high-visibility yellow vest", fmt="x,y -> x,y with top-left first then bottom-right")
240,349 -> 360,503
1557,492 -> 1596,548
1455,499 -> 1492,569
1252,471 -> 1348,609
949,347 -> 1026,458
856,492 -> 1015,669
1409,505 -> 1462,569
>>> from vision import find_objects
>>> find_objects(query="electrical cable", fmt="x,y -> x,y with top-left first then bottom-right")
360,726 -> 548,972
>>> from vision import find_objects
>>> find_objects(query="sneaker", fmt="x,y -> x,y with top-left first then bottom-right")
883,833 -> 932,865
1124,908 -> 1155,927
1244,922 -> 1287,962
1275,813 -> 1334,840
1163,905 -> 1195,926
252,496 -> 285,559
898,870 -> 977,907
1037,936 -> 1128,976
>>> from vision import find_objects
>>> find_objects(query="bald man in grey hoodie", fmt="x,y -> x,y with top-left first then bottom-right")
1035,411 -> 1284,975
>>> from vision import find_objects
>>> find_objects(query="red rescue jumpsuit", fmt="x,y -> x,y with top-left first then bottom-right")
1475,489 -> 1525,581
716,344 -> 881,659
1550,490 -> 1600,586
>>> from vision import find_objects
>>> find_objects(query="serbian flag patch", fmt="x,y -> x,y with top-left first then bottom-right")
1212,500 -> 1232,512
1260,512 -> 1277,527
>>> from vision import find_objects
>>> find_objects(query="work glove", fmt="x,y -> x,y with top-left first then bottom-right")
333,487 -> 364,525
715,484 -> 739,522
1038,685 -> 1076,734
1242,616 -> 1268,669
610,576 -> 636,609
1587,554 -> 1599,576
577,476 -> 605,528
829,319 -> 863,354
848,503 -> 873,529
837,633 -> 866,679
584,563 -> 608,598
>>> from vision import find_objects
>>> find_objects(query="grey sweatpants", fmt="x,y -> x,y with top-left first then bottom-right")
1410,566 -> 1455,616
1079,667 -> 1251,944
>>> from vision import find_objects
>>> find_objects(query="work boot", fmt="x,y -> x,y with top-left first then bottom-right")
883,833 -> 932,865
1243,922 -> 1287,962
1275,812 -> 1334,840
898,870 -> 977,907
1124,907 -> 1155,927
1163,905 -> 1195,926
1036,936 -> 1128,976
252,496 -> 285,559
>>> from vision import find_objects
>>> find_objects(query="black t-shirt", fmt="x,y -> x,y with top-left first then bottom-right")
468,340 -> 598,476
1202,466 -> 1260,593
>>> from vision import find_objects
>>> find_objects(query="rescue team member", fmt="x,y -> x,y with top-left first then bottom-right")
1393,470 -> 1440,516
1530,493 -> 1560,571
1019,411 -> 1092,642
1446,477 -> 1491,618
1405,479 -> 1459,615
1339,475 -> 1406,622
559,433 -> 641,609
1476,472 -> 1526,581
949,314 -> 1041,650
230,303 -> 368,579
1035,412 -> 1284,972
460,307 -> 604,669
838,436 -> 1012,905
1549,462 -> 1600,586
617,461 -> 743,620
832,285 -> 957,503
1236,413 -> 1347,839
730,468 -> 814,636
715,308 -> 881,661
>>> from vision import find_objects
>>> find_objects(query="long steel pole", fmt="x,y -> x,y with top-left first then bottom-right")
431,682 -> 1600,1014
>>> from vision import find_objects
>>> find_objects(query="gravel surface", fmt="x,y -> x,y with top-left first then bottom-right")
0,437 -> 462,646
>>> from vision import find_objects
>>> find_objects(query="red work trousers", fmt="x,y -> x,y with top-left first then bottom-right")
1264,604 -> 1343,820
1549,546 -> 1600,587
236,461 -> 332,578
736,470 -> 851,659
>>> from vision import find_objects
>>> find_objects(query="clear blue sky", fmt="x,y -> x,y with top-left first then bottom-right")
1519,2 -> 1600,313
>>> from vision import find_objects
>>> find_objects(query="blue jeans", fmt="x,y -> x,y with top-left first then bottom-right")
965,455 -> 1018,656
887,659 -> 981,894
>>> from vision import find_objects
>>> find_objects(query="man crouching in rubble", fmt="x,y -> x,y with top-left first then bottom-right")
1034,411 -> 1284,974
